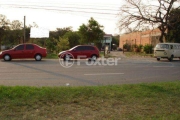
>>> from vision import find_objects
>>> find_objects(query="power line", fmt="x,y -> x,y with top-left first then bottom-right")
1,4 -> 119,16
0,0 -> 122,8
0,2 -> 120,21
1,4 -> 120,12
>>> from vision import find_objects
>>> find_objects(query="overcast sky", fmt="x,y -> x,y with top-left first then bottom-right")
0,0 -> 123,35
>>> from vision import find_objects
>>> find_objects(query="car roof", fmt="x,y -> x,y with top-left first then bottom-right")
15,43 -> 34,45
76,45 -> 95,47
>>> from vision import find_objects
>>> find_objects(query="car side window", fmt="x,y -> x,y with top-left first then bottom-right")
26,44 -> 34,50
170,45 -> 173,49
86,46 -> 95,50
174,45 -> 177,49
75,46 -> 84,51
89,46 -> 95,50
15,45 -> 24,50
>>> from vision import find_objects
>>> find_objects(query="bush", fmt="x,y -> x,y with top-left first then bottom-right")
137,44 -> 143,52
132,44 -> 143,52
132,44 -> 137,48
123,43 -> 131,51
143,44 -> 153,54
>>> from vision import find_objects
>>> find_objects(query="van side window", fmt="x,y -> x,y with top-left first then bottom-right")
170,45 -> 173,49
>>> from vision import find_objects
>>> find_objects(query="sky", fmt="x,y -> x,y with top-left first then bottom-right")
0,0 -> 123,35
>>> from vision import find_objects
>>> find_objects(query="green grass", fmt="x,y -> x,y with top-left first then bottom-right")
124,52 -> 154,57
0,81 -> 180,119
46,53 -> 58,59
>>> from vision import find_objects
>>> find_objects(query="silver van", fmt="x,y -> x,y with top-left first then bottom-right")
154,43 -> 180,61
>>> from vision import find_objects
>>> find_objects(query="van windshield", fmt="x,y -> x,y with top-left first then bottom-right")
155,44 -> 169,49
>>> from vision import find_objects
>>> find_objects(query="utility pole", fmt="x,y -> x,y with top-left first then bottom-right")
23,16 -> 26,43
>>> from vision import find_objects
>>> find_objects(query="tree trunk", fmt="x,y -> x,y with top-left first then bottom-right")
158,26 -> 167,43
159,34 -> 164,43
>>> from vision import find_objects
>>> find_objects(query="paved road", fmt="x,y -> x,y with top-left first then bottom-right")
0,53 -> 180,86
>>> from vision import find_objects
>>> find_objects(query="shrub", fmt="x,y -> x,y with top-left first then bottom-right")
137,44 -> 143,52
123,43 -> 131,51
132,44 -> 143,52
132,44 -> 138,48
143,44 -> 153,54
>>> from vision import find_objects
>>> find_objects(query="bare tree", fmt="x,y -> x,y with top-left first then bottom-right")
118,0 -> 180,42
11,20 -> 23,30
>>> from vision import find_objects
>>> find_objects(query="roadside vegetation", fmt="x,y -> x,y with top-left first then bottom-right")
46,53 -> 58,59
0,81 -> 180,119
124,52 -> 154,58
123,44 -> 154,58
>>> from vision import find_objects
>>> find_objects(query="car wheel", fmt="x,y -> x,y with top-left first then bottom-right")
168,55 -> 173,62
63,54 -> 71,61
157,58 -> 160,61
90,55 -> 97,61
3,54 -> 11,61
35,54 -> 42,61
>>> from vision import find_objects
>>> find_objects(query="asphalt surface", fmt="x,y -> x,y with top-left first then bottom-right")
0,52 -> 180,86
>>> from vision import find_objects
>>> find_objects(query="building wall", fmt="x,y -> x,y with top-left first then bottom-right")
119,31 -> 141,48
119,28 -> 162,48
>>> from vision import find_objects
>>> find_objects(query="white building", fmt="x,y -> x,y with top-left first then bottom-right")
101,34 -> 112,50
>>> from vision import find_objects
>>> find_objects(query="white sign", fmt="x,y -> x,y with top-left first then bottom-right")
30,27 -> 49,38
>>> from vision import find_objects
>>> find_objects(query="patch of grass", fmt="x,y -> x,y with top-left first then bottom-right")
0,81 -> 180,119
46,53 -> 58,59
124,52 -> 154,58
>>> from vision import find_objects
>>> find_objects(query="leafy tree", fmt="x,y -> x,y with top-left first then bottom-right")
4,20 -> 24,45
11,20 -> 23,30
50,27 -> 73,40
63,31 -> 80,48
0,14 -> 10,50
118,0 -> 180,42
3,30 -> 22,46
78,17 -> 104,45
57,37 -> 69,52
45,38 -> 58,53
167,7 -> 180,43
111,35 -> 119,50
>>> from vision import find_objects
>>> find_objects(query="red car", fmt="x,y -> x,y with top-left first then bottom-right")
0,43 -> 47,61
58,45 -> 100,61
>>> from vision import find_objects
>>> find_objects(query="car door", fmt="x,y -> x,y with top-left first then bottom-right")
25,44 -> 35,58
12,45 -> 25,58
86,46 -> 96,58
71,46 -> 85,59
169,45 -> 175,57
81,46 -> 90,58
174,44 -> 180,57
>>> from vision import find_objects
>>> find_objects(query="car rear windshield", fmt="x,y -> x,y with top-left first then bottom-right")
155,44 -> 169,49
